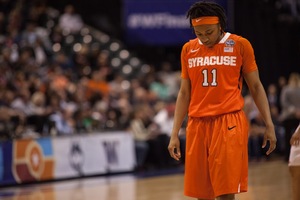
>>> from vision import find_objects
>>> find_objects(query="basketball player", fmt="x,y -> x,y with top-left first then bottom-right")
168,2 -> 277,200
289,123 -> 300,200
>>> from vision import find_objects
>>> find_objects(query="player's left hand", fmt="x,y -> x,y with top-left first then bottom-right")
262,125 -> 277,155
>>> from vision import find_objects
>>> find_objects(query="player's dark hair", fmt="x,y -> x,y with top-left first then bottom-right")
187,1 -> 227,30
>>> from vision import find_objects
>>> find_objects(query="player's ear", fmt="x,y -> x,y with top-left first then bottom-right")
219,25 -> 223,33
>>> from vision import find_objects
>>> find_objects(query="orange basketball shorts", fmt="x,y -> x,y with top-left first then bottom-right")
184,110 -> 249,199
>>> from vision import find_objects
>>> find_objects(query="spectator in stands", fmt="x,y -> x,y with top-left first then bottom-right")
6,9 -> 22,34
149,74 -> 169,101
267,83 -> 280,110
266,83 -> 286,155
0,106 -> 25,139
50,25 -> 64,44
53,51 -> 74,71
26,91 -> 52,134
21,22 -> 40,47
277,75 -> 287,113
72,44 -> 92,78
112,89 -> 133,129
246,88 -> 285,158
14,46 -> 37,71
104,108 -> 122,130
156,61 -> 181,100
130,105 -> 168,170
248,113 -> 268,161
10,86 -> 32,116
129,78 -> 149,105
95,50 -> 110,69
27,0 -> 49,28
49,106 -> 75,135
85,69 -> 110,100
279,0 -> 300,18
109,74 -> 126,98
280,72 -> 300,161
48,65 -> 70,94
154,101 -> 185,166
58,4 -> 83,34
0,89 -> 26,139
243,90 -> 259,122
33,37 -> 48,65
129,107 -> 151,170
4,30 -> 21,50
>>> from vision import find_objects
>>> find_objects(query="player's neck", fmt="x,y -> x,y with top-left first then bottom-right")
217,31 -> 225,43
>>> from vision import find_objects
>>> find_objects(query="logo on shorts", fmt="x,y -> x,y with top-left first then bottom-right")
228,126 -> 236,130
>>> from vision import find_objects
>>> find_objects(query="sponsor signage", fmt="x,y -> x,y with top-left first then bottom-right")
0,132 -> 135,186
12,138 -> 55,183
122,0 -> 232,45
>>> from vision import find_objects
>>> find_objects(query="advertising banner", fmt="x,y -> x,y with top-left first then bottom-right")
52,132 -> 135,179
0,141 -> 16,186
0,132 -> 135,186
12,138 -> 55,184
123,0 -> 232,45
98,132 -> 136,172
52,135 -> 107,178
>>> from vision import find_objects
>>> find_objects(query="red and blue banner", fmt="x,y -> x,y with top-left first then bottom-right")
12,138 -> 55,183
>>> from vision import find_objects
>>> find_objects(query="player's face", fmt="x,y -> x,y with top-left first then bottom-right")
193,24 -> 222,48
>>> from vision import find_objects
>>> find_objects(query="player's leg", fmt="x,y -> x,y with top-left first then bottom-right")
209,111 -> 249,198
289,145 -> 300,200
184,117 -> 215,199
216,194 -> 235,200
289,166 -> 300,200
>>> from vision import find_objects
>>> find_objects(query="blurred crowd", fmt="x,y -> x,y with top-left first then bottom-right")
262,0 -> 300,22
273,0 -> 300,21
0,0 -> 179,137
245,73 -> 300,162
0,0 -> 299,171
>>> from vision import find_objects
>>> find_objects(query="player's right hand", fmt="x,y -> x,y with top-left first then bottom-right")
168,136 -> 181,161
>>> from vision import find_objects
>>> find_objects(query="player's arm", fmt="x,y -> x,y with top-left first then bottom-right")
244,70 -> 277,155
291,124 -> 300,146
168,78 -> 191,160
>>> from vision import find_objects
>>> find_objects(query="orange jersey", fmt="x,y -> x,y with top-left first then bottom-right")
181,32 -> 258,117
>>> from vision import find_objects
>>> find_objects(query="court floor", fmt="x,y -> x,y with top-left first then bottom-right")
0,160 -> 292,200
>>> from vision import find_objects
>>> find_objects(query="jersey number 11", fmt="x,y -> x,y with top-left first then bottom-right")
202,69 -> 217,87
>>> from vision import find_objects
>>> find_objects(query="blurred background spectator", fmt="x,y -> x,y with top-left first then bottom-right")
279,72 -> 300,161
